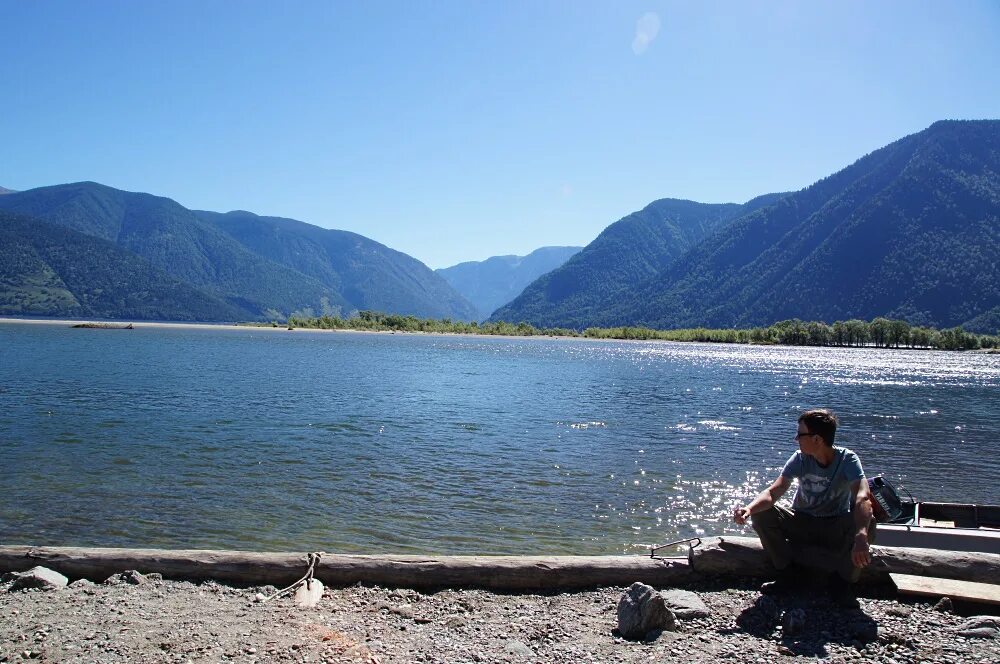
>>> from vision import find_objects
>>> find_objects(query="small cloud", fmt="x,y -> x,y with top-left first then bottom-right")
632,12 -> 661,55
560,183 -> 573,198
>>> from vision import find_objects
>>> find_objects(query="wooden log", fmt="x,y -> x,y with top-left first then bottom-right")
0,546 -> 691,591
691,536 -> 1000,584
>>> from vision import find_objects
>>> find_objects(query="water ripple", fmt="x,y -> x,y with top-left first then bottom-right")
1,325 -> 997,553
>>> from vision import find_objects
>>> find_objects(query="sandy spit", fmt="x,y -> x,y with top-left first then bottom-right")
0,317 -> 597,342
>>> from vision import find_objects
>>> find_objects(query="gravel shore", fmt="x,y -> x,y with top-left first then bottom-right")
2,573 -> 997,663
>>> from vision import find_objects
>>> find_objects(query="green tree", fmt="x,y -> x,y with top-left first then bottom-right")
887,319 -> 911,348
869,317 -> 892,348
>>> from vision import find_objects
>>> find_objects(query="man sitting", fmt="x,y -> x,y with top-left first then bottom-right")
732,409 -> 872,607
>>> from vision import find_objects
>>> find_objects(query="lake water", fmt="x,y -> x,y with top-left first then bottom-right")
2,322 -> 998,555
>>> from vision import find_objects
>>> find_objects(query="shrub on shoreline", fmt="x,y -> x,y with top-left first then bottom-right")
273,312 -> 999,351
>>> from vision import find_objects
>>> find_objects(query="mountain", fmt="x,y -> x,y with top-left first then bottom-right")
497,120 -> 1000,334
626,120 -> 1000,333
436,246 -> 582,319
0,182 -> 478,322
0,187 -> 17,195
0,182 -> 340,319
0,211 -> 241,320
491,194 -> 788,328
195,210 -> 478,321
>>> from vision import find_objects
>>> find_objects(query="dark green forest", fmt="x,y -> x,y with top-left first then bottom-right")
0,212 -> 242,320
0,182 -> 477,321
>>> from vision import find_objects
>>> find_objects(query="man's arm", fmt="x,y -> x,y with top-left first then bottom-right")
850,478 -> 873,568
733,476 -> 791,524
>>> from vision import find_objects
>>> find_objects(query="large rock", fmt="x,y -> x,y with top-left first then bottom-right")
7,566 -> 68,591
617,582 -> 676,640
660,589 -> 711,619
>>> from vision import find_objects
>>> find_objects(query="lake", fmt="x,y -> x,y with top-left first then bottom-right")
2,322 -> 998,555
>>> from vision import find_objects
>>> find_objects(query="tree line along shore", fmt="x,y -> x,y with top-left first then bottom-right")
273,311 -> 1000,351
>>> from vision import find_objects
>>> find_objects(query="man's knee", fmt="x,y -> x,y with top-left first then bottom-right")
749,505 -> 781,533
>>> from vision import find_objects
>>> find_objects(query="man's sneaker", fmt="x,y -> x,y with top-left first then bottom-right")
760,566 -> 799,595
827,574 -> 860,609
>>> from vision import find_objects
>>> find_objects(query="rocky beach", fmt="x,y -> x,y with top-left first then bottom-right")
2,570 -> 998,663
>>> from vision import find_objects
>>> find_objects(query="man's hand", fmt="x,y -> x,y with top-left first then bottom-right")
734,477 -> 788,526
851,533 -> 871,568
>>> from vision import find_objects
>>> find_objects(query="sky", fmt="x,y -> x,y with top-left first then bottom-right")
2,1 -> 998,269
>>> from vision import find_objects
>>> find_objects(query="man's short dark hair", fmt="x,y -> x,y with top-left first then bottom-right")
799,409 -> 838,447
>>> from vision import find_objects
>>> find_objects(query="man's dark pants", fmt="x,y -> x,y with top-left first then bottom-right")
751,505 -> 873,582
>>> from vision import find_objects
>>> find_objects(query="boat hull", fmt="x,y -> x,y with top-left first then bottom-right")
876,523 -> 1000,555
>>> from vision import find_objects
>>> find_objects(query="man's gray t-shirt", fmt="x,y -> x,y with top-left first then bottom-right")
781,446 -> 865,517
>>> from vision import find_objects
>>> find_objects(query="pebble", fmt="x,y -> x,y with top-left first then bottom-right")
1,578 -> 998,662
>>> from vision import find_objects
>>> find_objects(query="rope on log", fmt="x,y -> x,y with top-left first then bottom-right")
263,551 -> 323,602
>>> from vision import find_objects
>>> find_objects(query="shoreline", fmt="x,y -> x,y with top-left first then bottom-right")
4,317 -> 996,352
0,316 -> 658,343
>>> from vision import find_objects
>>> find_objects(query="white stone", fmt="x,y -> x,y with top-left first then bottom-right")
660,589 -> 711,619
8,566 -> 69,591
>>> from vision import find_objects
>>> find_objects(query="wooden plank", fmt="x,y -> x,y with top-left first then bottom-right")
891,573 -> 1000,605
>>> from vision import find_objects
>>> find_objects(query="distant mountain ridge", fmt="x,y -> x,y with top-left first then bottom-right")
196,209 -> 478,321
495,120 -> 1000,334
436,246 -> 581,320
0,182 -> 476,321
4,120 -> 996,331
491,193 -> 789,328
0,187 -> 16,195
0,182 -> 341,320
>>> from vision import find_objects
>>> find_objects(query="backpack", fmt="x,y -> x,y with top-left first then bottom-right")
867,475 -> 914,523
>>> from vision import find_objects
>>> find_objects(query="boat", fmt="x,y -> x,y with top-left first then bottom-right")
875,501 -> 1000,554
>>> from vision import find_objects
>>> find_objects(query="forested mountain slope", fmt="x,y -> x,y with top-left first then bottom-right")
492,194 -> 787,328
436,246 -> 581,320
623,120 -> 1000,333
195,210 -> 477,321
0,182 -> 478,321
0,182 -> 340,319
0,211 -> 241,320
494,121 -> 999,334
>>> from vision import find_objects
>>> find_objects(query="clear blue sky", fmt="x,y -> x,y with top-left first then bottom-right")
2,1 -> 998,268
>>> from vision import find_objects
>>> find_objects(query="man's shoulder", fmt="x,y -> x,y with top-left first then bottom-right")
834,446 -> 866,479
781,450 -> 804,475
